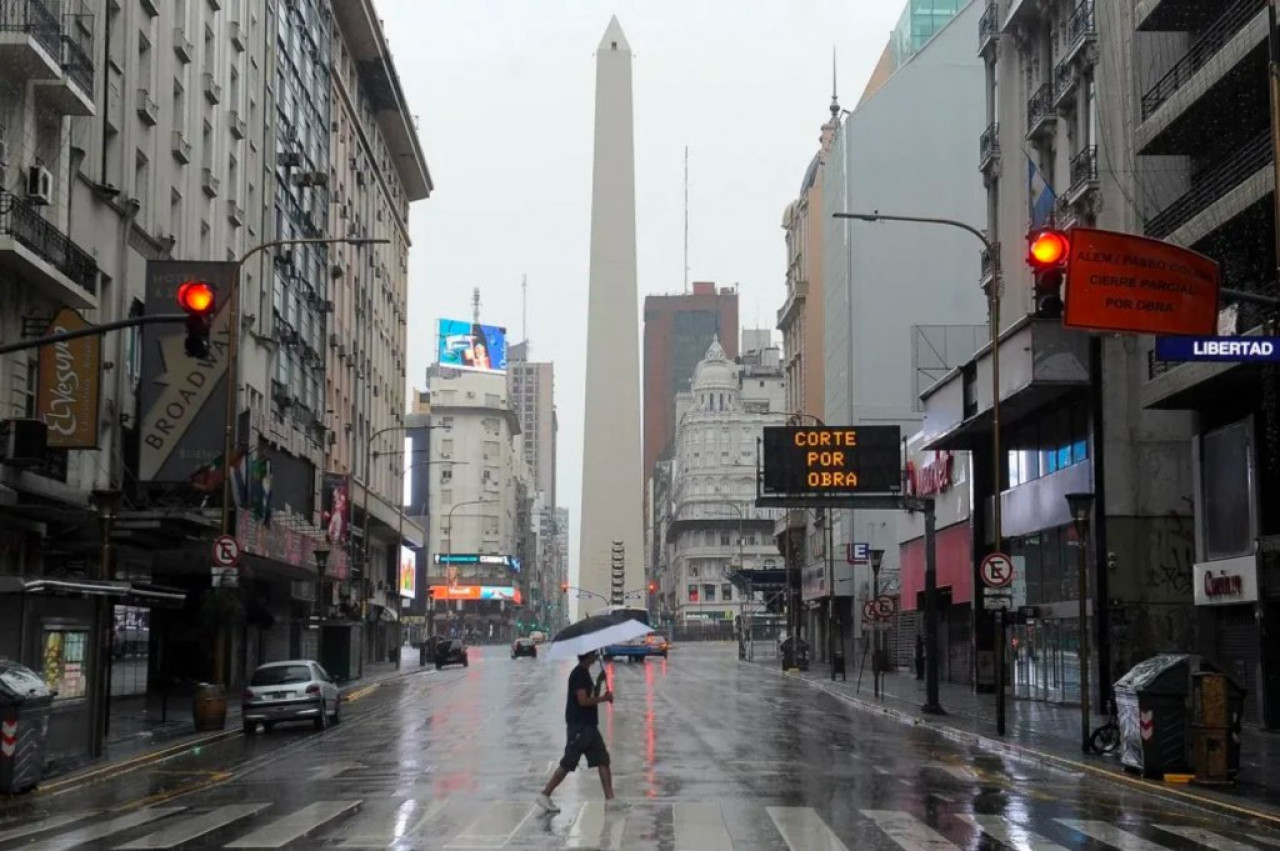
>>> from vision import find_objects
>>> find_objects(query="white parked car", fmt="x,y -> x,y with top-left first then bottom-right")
242,660 -> 341,734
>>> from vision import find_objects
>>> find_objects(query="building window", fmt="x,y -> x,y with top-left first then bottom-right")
440,467 -> 452,483
703,584 -> 716,602
687,584 -> 698,602
1203,420 -> 1253,560
722,584 -> 733,601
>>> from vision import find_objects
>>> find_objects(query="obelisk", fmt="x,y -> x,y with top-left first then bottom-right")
578,16 -> 644,617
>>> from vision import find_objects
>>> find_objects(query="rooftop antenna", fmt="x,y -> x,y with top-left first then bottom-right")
830,47 -> 840,119
521,273 -> 528,348
471,287 -> 481,325
683,146 -> 689,294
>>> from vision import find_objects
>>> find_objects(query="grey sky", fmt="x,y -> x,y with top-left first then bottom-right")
374,0 -> 909,581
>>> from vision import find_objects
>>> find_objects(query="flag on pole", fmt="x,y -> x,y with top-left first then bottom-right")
1028,155 -> 1057,228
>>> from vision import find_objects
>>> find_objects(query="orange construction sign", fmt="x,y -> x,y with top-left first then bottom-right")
1063,228 -> 1220,335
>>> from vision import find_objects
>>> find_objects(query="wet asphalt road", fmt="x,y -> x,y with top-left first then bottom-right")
2,643 -> 1280,849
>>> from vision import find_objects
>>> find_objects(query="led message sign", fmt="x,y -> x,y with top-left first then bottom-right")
761,426 -> 902,495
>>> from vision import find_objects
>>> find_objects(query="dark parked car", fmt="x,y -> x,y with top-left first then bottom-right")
435,639 -> 469,669
512,638 -> 537,659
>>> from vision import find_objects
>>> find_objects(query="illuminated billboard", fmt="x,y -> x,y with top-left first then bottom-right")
437,318 -> 508,373
399,546 -> 416,599
430,585 -> 523,604
433,553 -> 520,573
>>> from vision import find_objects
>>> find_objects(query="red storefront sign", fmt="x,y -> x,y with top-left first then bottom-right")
1204,571 -> 1243,598
905,451 -> 954,497
898,522 -> 973,609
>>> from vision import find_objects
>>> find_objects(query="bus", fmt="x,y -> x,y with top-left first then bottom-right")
599,605 -> 657,662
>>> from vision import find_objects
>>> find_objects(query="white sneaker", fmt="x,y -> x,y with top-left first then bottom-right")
605,799 -> 628,811
535,794 -> 560,814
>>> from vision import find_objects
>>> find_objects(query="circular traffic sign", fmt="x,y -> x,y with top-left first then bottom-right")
980,552 -> 1014,588
212,534 -> 240,567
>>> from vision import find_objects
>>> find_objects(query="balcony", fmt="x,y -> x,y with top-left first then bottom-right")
1138,0 -> 1230,32
978,2 -> 999,57
1063,145 -> 1099,205
136,88 -> 158,125
1053,59 -> 1078,110
171,130 -> 192,164
201,167 -> 220,198
35,18 -> 95,117
1140,0 -> 1264,122
0,192 -> 98,309
1062,1 -> 1097,66
203,71 -> 221,104
1144,130 -> 1271,239
229,110 -> 247,140
0,0 -> 62,79
173,26 -> 193,63
980,242 -> 1000,286
1026,83 -> 1056,140
229,20 -> 244,52
979,122 -> 1000,174
227,199 -> 244,227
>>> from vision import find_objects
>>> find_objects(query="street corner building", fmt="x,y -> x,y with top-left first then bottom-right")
0,0 -> 430,773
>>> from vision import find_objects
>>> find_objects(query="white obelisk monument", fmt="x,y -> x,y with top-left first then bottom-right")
578,16 -> 644,617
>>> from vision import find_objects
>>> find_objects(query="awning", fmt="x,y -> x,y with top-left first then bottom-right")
0,576 -> 187,608
727,568 -> 788,594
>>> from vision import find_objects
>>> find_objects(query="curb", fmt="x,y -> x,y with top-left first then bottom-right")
765,662 -> 1280,829
36,661 -> 434,796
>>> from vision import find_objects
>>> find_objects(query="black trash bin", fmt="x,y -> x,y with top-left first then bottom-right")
0,661 -> 55,794
388,646 -> 401,664
1114,654 -> 1196,778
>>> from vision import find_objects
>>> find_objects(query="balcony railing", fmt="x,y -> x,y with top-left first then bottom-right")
0,0 -> 60,59
1026,83 -> 1056,137
0,192 -> 98,296
1145,130 -> 1270,238
1054,59 -> 1077,108
1140,0 -> 1264,121
978,2 -> 999,53
1065,1 -> 1096,54
1069,145 -> 1098,192
60,25 -> 93,95
980,122 -> 999,169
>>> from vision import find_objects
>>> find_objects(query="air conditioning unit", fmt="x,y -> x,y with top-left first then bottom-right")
26,166 -> 53,205
1,419 -> 47,467
276,249 -> 295,266
277,150 -> 302,168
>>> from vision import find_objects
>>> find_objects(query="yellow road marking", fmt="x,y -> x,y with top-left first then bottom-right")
344,684 -> 379,703
120,771 -> 233,811
38,730 -> 239,794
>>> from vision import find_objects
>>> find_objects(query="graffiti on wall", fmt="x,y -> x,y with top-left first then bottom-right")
1143,507 -> 1195,598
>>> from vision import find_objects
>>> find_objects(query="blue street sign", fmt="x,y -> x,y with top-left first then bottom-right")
1155,336 -> 1280,363
847,542 -> 870,564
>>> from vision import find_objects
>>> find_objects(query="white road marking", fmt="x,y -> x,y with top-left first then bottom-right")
957,814 -> 1069,850
224,801 -> 361,848
1250,835 -> 1280,847
924,762 -> 975,781
673,802 -> 733,851
767,807 -> 850,851
1057,819 -> 1171,850
308,762 -> 365,780
0,813 -> 95,845
1156,825 -> 1264,850
861,810 -> 958,850
115,804 -> 271,849
24,808 -> 186,851
444,801 -> 534,849
336,799 -> 446,848
566,802 -> 626,850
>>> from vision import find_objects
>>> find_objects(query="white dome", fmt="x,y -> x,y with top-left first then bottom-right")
692,337 -> 736,391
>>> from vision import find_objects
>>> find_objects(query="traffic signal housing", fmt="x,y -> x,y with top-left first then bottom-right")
648,581 -> 657,593
177,280 -> 217,358
560,581 -> 569,593
1026,229 -> 1069,319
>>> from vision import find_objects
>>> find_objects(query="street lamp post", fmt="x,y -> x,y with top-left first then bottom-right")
833,211 -> 1002,704
1066,492 -> 1096,753
313,541 -> 331,622
870,548 -> 885,699
783,412 -> 835,672
443,498 -> 493,637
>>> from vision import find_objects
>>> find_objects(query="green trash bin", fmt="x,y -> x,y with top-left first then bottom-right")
0,661 -> 55,794
1114,654 -> 1194,778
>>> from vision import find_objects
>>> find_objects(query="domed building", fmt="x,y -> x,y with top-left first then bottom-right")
663,336 -> 786,630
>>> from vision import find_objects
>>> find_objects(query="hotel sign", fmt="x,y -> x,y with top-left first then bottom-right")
762,426 -> 902,496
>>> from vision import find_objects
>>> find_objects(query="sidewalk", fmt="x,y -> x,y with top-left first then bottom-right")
762,657 -> 1280,822
45,646 -> 433,787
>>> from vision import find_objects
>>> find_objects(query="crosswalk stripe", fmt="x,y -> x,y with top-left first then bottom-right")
0,812 -> 94,845
957,814 -> 1068,850
1156,825 -> 1264,850
114,804 -> 271,849
23,808 -> 186,851
1057,819 -> 1170,850
224,801 -> 361,849
767,807 -> 850,851
924,762 -> 974,781
566,802 -> 626,850
861,810 -> 958,850
1251,835 -> 1280,848
673,802 -> 732,851
336,799 -> 446,848
445,801 -> 534,849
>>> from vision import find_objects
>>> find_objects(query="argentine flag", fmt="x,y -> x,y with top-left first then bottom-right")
1028,156 -> 1057,228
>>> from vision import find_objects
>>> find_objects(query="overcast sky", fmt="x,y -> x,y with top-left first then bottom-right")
374,0 -> 910,582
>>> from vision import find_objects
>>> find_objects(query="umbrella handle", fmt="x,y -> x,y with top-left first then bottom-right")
594,665 -> 608,696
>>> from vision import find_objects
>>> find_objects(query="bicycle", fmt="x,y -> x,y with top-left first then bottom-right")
1089,694 -> 1120,754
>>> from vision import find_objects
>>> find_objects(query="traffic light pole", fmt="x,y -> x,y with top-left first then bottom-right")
0,314 -> 186,355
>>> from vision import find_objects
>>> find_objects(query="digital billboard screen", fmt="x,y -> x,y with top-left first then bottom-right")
399,546 -> 416,599
429,585 -> 522,604
437,318 -> 508,373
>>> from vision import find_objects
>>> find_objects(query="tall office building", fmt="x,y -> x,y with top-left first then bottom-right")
642,283 -> 740,480
579,17 -> 644,614
508,341 -> 556,509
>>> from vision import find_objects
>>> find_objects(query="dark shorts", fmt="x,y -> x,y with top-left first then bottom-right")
559,724 -> 610,771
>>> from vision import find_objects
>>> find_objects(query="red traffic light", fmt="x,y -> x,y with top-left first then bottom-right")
648,582 -> 657,593
560,582 -> 569,593
177,281 -> 216,314
1027,230 -> 1070,270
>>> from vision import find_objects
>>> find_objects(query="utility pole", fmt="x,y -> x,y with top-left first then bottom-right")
1269,0 -> 1280,284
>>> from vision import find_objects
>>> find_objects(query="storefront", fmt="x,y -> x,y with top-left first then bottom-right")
900,441 -> 974,684
1193,556 -> 1262,725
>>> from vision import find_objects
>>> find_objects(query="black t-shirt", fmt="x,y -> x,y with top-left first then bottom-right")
564,665 -> 598,727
